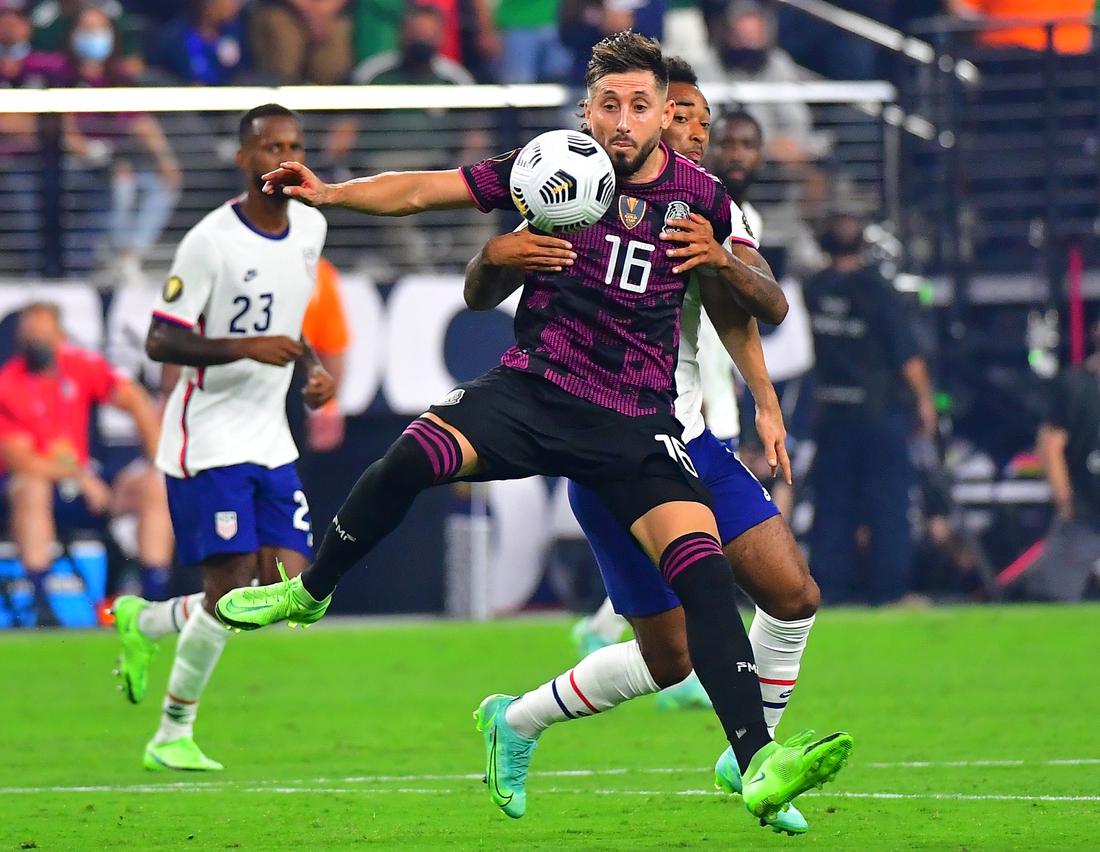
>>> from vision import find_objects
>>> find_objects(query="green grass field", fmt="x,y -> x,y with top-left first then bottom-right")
2,605 -> 1098,851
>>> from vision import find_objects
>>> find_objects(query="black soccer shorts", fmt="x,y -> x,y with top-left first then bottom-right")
427,365 -> 714,531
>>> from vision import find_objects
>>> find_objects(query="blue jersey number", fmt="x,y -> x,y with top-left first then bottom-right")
229,293 -> 275,334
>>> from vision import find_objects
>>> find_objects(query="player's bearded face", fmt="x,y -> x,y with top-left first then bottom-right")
586,73 -> 674,179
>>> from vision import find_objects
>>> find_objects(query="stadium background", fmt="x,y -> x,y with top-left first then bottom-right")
0,0 -> 1097,618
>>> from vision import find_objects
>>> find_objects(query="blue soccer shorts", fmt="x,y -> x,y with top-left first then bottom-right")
568,429 -> 779,617
165,462 -> 313,567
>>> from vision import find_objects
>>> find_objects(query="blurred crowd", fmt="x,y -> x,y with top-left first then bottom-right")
0,0 -> 1092,92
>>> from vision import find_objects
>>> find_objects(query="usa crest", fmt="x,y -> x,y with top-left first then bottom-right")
618,196 -> 647,230
214,511 -> 238,540
664,200 -> 692,231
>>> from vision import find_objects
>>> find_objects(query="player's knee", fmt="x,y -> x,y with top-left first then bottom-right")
762,575 -> 820,622
385,419 -> 464,488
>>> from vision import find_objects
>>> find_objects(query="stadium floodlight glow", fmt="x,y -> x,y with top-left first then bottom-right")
0,81 -> 898,114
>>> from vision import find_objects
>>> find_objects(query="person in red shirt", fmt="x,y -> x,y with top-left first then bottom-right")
0,302 -> 170,626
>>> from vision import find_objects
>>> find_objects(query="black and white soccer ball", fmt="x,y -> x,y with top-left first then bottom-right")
509,129 -> 616,234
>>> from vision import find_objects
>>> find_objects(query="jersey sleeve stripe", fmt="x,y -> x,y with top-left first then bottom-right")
153,311 -> 194,330
729,236 -> 758,249
179,380 -> 196,478
458,166 -> 491,214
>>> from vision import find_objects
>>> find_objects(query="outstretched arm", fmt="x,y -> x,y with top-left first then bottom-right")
700,279 -> 791,484
261,161 -> 477,216
464,227 -> 576,311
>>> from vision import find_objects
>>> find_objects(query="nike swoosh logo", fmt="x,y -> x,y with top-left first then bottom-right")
220,599 -> 270,615
489,726 -> 513,804
751,772 -> 766,785
779,690 -> 794,699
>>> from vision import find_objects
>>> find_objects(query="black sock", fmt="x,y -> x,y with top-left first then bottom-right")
662,532 -> 771,772
302,419 -> 463,600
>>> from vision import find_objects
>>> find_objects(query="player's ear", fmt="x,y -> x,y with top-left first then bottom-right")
661,97 -> 675,130
235,146 -> 247,171
583,99 -> 592,127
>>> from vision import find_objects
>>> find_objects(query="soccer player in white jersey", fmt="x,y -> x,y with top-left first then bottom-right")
465,60 -> 821,833
110,104 -> 335,771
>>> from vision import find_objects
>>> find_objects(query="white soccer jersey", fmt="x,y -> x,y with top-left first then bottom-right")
152,199 -> 328,478
676,199 -> 761,443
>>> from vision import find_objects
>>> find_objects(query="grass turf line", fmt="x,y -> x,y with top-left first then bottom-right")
1,604 -> 1098,850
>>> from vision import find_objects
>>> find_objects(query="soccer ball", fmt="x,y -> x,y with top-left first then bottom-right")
509,129 -> 616,234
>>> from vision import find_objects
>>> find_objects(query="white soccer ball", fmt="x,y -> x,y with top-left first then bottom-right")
509,129 -> 616,234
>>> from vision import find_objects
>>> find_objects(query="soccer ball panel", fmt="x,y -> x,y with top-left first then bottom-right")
509,129 -> 616,234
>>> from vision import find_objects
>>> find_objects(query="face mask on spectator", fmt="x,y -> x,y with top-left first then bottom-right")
72,29 -> 113,62
720,46 -> 768,73
21,341 -> 56,372
403,41 -> 435,67
0,41 -> 29,61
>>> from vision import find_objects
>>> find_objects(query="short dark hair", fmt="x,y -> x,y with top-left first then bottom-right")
664,56 -> 698,88
584,31 -> 667,93
717,108 -> 763,140
238,103 -> 300,145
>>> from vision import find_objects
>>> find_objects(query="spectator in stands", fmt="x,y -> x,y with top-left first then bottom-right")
948,0 -> 1093,54
60,4 -> 180,280
351,2 -> 473,84
30,0 -> 144,79
559,0 -> 663,87
494,0 -> 570,82
249,0 -> 353,84
1027,320 -> 1100,600
803,212 -> 936,605
351,0 -> 403,67
0,1 -> 64,274
694,0 -> 827,167
776,0 -> 879,80
0,302 -> 172,627
301,257 -> 350,452
153,0 -> 252,86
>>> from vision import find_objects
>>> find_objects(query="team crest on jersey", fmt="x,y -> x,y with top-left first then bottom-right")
163,276 -> 183,303
214,511 -> 238,540
618,196 -> 647,230
664,200 -> 692,231
436,388 -> 465,406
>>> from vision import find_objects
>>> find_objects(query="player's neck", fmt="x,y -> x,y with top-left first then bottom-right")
237,190 -> 290,236
624,142 -> 668,185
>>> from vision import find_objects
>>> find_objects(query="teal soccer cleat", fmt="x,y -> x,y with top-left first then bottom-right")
571,616 -> 615,659
656,671 -> 712,710
715,744 -> 809,835
474,694 -> 538,818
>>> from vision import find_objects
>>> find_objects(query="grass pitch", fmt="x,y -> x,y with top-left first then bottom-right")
2,605 -> 1098,851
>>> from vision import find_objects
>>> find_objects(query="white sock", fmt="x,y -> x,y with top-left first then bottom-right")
505,640 -> 659,739
137,593 -> 206,640
586,597 -> 630,643
153,606 -> 229,745
749,606 -> 814,737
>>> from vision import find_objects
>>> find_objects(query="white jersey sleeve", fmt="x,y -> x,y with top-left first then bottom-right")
675,198 -> 761,443
152,228 -> 220,329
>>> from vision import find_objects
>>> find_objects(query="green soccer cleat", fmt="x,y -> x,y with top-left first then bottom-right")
474,694 -> 538,819
656,671 -> 713,710
143,737 -> 224,772
715,745 -> 809,835
571,616 -> 615,659
741,729 -> 853,820
214,560 -> 330,631
112,595 -> 158,704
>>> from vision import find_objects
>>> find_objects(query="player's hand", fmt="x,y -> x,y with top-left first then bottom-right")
755,404 -> 793,485
483,230 -> 577,272
78,469 -> 113,515
307,405 -> 345,451
918,395 -> 938,438
234,336 -> 304,366
261,161 -> 332,207
660,213 -> 728,276
302,364 -> 337,410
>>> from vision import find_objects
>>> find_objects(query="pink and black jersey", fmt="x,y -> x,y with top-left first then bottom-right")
461,143 -> 733,417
